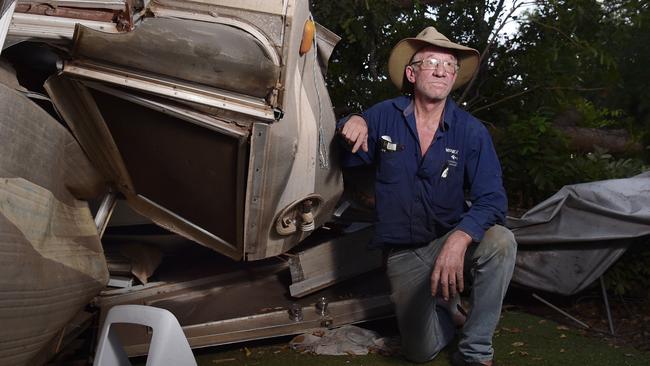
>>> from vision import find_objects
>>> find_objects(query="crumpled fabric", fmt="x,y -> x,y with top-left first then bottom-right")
508,171 -> 650,295
289,325 -> 399,356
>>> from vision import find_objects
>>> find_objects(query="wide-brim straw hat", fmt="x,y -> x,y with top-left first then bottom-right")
388,26 -> 480,91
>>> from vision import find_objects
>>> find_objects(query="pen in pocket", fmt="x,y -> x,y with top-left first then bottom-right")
441,163 -> 449,178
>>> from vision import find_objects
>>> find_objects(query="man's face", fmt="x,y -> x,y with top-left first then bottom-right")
405,46 -> 458,102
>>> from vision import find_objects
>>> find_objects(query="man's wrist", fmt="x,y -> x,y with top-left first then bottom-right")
449,229 -> 473,247
337,113 -> 365,130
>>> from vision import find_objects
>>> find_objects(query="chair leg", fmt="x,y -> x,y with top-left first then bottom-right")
600,276 -> 615,335
532,293 -> 590,329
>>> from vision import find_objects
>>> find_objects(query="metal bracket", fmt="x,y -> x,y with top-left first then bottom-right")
94,191 -> 117,238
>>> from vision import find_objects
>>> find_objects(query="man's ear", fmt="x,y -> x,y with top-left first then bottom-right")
405,66 -> 416,84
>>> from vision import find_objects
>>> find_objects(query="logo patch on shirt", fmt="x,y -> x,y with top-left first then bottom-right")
445,147 -> 459,167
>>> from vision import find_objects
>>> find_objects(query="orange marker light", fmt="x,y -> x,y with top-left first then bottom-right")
299,19 -> 315,56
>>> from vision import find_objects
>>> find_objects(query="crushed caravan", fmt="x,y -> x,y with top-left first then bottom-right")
3,1 -> 650,365
6,0 -> 344,260
1,0 -> 392,364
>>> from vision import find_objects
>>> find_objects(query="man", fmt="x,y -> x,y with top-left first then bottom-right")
337,27 -> 517,365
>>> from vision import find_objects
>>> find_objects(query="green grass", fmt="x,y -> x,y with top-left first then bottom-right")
166,311 -> 649,365
492,311 -> 645,366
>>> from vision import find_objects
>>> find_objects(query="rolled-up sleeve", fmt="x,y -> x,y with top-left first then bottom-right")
456,124 -> 507,242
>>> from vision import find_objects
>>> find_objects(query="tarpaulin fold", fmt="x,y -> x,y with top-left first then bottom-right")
508,172 -> 650,295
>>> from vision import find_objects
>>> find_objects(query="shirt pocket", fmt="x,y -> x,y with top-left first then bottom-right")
376,151 -> 403,184
432,164 -> 462,215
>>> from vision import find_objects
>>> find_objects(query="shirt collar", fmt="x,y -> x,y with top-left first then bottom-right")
393,96 -> 457,132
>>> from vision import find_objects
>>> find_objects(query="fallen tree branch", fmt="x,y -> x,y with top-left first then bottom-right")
470,86 -> 606,114
559,126 -> 642,154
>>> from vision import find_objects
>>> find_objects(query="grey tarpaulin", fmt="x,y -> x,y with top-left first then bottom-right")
507,172 -> 650,295
0,75 -> 108,365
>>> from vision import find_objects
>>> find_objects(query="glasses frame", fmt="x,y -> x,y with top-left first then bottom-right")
408,57 -> 459,75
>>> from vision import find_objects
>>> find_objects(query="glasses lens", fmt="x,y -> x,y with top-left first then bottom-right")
416,58 -> 458,74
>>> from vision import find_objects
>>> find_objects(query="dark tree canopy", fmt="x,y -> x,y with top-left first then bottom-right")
313,0 -> 649,208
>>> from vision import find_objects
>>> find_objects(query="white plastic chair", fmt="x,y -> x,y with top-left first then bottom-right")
93,305 -> 197,366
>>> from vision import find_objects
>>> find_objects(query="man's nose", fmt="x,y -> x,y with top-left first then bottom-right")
432,65 -> 446,77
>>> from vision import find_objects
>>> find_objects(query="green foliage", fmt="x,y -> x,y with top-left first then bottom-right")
604,244 -> 650,297
565,147 -> 646,183
311,0 -> 418,113
313,0 -> 650,207
571,98 -> 628,129
496,114 -> 571,206
481,0 -> 650,131
496,113 -> 645,207
497,116 -> 645,207
312,0 -> 507,114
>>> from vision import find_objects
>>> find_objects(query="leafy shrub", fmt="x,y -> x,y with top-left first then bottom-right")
604,242 -> 650,297
495,116 -> 646,209
565,147 -> 646,184
571,98 -> 629,129
495,114 -> 571,208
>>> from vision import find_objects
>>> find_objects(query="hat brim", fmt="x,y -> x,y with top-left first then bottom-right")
388,38 -> 479,91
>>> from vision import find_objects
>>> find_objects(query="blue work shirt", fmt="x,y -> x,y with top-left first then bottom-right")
338,96 -> 507,248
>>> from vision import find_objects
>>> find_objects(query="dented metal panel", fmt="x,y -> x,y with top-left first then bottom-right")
149,0 -> 286,49
242,0 -> 343,259
148,6 -> 281,67
72,17 -> 281,99
2,0 -> 350,361
35,0 -> 343,261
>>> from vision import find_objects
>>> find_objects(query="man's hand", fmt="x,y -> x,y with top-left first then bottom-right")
340,115 -> 368,153
431,230 -> 473,301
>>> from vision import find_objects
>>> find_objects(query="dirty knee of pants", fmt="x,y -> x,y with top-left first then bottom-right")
473,225 -> 516,263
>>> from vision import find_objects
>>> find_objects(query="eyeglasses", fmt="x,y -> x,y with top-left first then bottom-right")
409,58 -> 459,74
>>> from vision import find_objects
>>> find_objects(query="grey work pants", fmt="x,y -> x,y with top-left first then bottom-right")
386,225 -> 517,364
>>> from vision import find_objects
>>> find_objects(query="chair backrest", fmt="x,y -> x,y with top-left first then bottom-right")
93,304 -> 197,366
